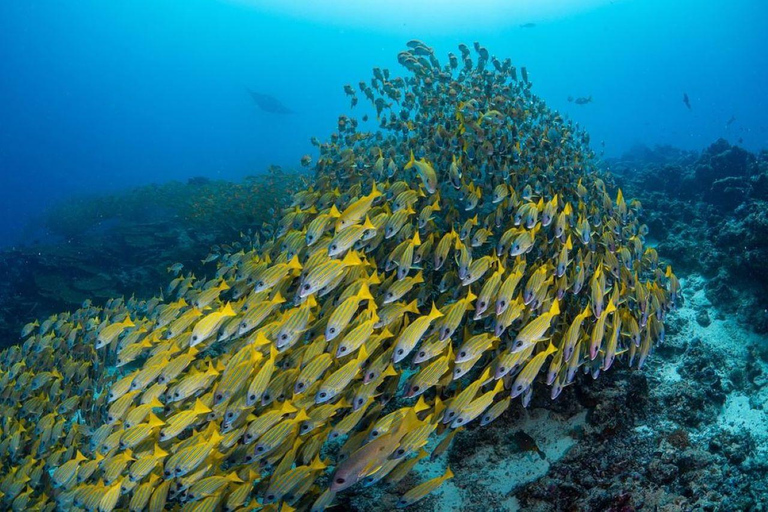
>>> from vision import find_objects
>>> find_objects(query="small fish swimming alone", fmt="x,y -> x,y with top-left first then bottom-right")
520,22 -> 536,28
248,89 -> 294,114
568,95 -> 592,105
683,92 -> 692,110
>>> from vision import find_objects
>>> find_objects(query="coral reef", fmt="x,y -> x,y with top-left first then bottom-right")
609,140 -> 768,332
0,168 -> 304,346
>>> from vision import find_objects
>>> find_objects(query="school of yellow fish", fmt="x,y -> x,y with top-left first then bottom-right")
0,41 -> 680,511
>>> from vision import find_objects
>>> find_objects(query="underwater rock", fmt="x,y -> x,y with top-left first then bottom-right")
0,171 -> 303,346
609,141 -> 768,333
695,307 -> 711,327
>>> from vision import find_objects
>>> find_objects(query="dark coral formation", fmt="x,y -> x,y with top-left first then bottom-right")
608,140 -> 768,332
0,168 -> 303,346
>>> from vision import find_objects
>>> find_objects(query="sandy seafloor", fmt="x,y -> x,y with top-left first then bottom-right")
350,272 -> 768,511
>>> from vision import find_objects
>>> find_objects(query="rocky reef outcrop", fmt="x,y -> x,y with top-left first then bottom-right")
608,140 -> 768,332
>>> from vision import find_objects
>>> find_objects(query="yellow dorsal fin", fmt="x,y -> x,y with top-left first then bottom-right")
357,344 -> 369,362
147,413 -> 165,428
254,332 -> 271,347
413,396 -> 429,413
310,456 -> 327,471
287,255 -> 302,271
342,251 -> 362,267
405,299 -> 419,314
153,444 -> 168,458
227,472 -> 244,483
193,399 -> 212,415
221,303 -> 236,317
405,150 -> 416,169
381,364 -> 398,378
357,282 -> 374,302
428,302 -> 443,320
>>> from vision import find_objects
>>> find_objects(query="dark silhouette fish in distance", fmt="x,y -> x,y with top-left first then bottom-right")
726,115 -> 736,127
248,90 -> 294,114
568,95 -> 592,105
520,23 -> 536,28
683,92 -> 692,110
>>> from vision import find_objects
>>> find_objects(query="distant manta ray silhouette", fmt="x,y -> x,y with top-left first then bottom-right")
247,89 -> 294,114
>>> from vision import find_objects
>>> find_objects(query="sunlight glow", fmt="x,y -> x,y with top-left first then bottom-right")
229,0 -> 615,33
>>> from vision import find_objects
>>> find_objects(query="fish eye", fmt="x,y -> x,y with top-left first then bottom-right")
215,393 -> 223,401
329,327 -> 336,334
459,351 -> 466,358
335,477 -> 345,485
413,385 -> 420,392
499,366 -> 506,373
396,349 -> 404,355
256,446 -> 265,453
280,334 -> 288,340
339,346 -> 346,353
226,412 -> 234,419
319,392 -> 327,398
418,351 -> 425,357
303,284 -> 310,290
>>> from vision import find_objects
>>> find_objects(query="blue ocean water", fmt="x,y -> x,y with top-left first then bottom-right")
0,0 -> 765,247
